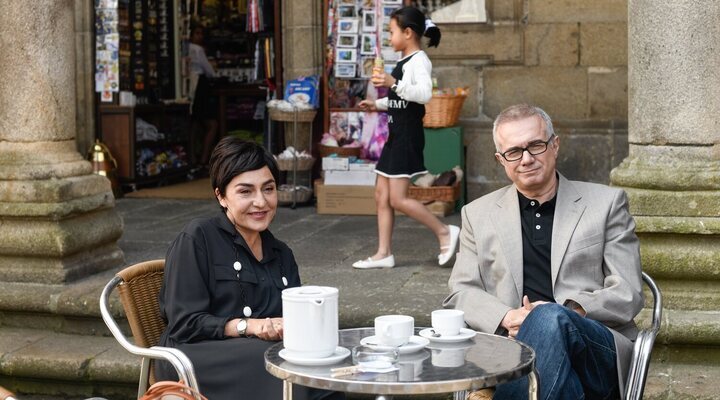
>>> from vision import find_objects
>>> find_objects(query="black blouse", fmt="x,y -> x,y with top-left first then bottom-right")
158,211 -> 302,345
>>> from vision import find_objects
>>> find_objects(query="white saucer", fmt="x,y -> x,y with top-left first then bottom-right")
419,328 -> 476,343
359,335 -> 429,354
279,346 -> 350,366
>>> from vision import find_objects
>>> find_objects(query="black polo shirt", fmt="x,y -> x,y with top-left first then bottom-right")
518,191 -> 557,302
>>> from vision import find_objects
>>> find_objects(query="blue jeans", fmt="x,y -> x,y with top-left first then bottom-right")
494,303 -> 620,400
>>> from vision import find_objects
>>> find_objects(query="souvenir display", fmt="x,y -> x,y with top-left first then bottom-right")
95,0 -> 178,103
95,1 -> 120,101
325,0 -> 400,158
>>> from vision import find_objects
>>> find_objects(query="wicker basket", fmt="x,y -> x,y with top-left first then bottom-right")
423,94 -> 467,128
276,157 -> 315,171
269,108 -> 317,122
408,182 -> 461,202
278,186 -> 313,204
318,144 -> 362,158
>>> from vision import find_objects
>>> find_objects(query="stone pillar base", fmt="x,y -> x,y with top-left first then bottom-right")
612,160 -> 720,397
0,173 -> 124,284
0,243 -> 123,285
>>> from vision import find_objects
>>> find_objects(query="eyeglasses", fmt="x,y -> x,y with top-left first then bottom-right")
497,135 -> 556,162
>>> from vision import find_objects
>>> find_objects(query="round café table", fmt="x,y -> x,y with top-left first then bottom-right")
265,328 -> 538,400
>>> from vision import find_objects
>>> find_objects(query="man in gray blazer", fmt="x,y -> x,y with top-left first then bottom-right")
444,104 -> 644,400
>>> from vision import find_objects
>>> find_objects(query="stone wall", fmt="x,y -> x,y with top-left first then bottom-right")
70,1 -> 630,190
277,1 -> 629,189
425,0 -> 629,200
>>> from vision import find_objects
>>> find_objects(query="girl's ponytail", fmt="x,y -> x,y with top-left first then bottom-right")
423,18 -> 441,48
391,6 -> 441,48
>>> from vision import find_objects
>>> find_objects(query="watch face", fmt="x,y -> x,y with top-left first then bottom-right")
237,319 -> 247,335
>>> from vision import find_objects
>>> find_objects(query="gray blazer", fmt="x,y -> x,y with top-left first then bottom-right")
444,173 -> 644,396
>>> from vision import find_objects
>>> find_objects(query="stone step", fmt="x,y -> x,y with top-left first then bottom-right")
0,266 -> 718,398
4,277 -> 720,348
0,327 -> 138,399
1,326 -> 718,400
0,270 -> 129,337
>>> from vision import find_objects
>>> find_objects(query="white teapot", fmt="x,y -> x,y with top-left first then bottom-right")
282,286 -> 339,359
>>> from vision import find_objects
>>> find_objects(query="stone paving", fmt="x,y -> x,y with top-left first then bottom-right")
116,197 -> 461,328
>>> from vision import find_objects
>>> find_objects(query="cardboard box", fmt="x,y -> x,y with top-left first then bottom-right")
322,157 -> 350,171
315,181 -> 455,216
324,170 -> 376,186
348,162 -> 376,172
316,182 -> 377,215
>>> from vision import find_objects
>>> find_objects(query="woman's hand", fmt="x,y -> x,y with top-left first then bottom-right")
248,317 -> 284,341
358,100 -> 376,111
371,71 -> 395,88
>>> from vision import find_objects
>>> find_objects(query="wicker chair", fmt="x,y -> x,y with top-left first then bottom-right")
99,259 -> 201,399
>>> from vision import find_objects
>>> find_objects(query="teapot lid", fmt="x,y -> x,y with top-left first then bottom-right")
282,285 -> 338,300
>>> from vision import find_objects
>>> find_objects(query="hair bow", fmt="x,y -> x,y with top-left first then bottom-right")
424,18 -> 437,33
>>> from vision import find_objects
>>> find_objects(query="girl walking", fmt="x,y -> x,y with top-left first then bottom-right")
354,6 -> 459,269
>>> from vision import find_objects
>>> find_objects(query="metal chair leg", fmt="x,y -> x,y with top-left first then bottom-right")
528,368 -> 540,400
138,356 -> 151,398
453,390 -> 468,400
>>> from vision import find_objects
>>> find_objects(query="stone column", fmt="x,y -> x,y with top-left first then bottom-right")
611,0 -> 720,393
74,0 -> 96,155
0,1 -> 124,284
280,0 -> 322,153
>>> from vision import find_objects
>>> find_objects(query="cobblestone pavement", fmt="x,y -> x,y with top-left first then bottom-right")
116,197 -> 462,328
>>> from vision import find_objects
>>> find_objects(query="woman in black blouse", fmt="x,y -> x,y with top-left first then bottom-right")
156,137 -> 343,400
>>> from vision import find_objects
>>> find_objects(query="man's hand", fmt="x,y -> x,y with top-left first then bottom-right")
566,300 -> 587,317
501,296 -> 549,337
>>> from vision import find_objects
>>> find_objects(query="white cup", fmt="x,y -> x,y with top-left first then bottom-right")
431,309 -> 465,337
375,315 -> 414,347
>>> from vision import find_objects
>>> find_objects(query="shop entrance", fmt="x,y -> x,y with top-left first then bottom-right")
93,0 -> 282,192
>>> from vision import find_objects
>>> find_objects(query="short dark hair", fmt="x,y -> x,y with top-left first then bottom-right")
390,6 -> 441,48
209,137 -> 279,199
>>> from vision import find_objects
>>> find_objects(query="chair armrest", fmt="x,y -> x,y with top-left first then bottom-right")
99,276 -> 201,399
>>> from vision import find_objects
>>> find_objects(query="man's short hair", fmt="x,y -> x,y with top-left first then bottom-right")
492,104 -> 555,151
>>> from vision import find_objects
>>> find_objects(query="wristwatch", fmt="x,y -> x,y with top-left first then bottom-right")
390,81 -> 399,92
236,318 -> 248,336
